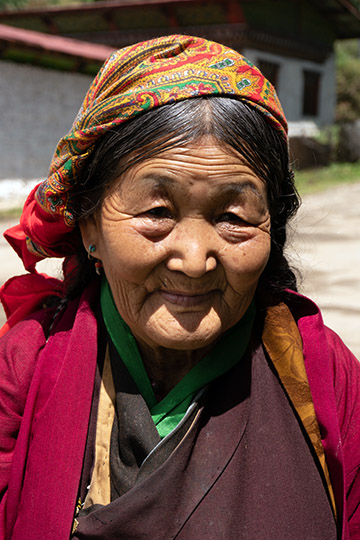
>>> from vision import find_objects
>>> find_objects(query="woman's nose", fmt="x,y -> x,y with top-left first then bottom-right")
166,219 -> 218,277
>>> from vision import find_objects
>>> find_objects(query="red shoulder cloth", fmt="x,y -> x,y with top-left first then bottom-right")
0,273 -> 64,337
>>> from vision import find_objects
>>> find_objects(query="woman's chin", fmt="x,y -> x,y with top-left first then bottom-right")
140,308 -> 225,351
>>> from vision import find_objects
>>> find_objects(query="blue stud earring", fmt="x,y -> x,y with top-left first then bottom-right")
88,244 -> 96,261
88,244 -> 103,275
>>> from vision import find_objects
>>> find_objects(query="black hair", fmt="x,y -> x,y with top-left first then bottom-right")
65,96 -> 300,301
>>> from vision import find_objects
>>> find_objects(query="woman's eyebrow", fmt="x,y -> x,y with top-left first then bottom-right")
216,181 -> 265,203
128,175 -> 265,203
120,174 -> 176,197
136,175 -> 176,191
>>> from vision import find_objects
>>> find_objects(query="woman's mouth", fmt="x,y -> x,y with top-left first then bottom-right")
158,289 -> 218,308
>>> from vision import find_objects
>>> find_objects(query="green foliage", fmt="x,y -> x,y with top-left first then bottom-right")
349,0 -> 360,10
0,0 -> 93,9
295,161 -> 360,194
336,39 -> 360,123
0,0 -> 27,9
0,207 -> 23,220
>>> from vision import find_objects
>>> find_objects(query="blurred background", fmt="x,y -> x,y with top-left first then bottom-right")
0,0 -> 359,356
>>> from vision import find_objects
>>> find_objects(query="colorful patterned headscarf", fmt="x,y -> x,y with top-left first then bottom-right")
5,34 -> 287,272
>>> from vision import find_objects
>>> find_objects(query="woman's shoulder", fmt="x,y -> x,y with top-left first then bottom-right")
0,283 -> 100,435
285,290 -> 360,438
0,281 -> 99,386
0,306 -> 58,389
0,306 -> 61,497
284,289 -> 358,363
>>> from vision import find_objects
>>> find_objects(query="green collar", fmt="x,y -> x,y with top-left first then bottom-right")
101,278 -> 255,438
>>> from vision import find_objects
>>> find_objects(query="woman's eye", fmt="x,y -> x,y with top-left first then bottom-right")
136,206 -> 174,239
216,212 -> 248,225
145,207 -> 172,219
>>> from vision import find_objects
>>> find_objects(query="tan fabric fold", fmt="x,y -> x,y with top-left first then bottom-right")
262,302 -> 337,519
83,346 -> 115,508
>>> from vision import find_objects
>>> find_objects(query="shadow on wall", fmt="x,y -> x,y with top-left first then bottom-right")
290,120 -> 360,169
289,137 -> 331,169
337,120 -> 360,162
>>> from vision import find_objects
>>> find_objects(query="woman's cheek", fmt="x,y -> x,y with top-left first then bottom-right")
134,218 -> 174,240
100,227 -> 166,284
226,234 -> 271,277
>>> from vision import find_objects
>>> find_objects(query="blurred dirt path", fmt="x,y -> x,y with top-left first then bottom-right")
0,182 -> 359,358
288,182 -> 360,357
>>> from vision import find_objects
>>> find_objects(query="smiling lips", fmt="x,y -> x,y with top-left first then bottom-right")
159,289 -> 218,308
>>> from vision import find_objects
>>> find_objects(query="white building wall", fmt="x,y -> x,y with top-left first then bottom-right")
242,47 -> 336,133
0,52 -> 337,180
0,61 -> 93,179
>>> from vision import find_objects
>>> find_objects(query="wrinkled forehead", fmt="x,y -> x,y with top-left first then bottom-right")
107,136 -> 268,206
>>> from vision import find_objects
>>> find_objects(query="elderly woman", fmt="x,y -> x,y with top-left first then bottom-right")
0,35 -> 359,540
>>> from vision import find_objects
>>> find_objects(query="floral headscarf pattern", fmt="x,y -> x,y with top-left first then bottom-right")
5,34 -> 287,271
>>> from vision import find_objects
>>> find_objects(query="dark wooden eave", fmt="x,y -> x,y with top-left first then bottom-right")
0,22 -> 114,71
312,0 -> 360,38
0,22 -> 113,59
0,0 -> 248,69
1,0 -> 360,39
0,0 -> 246,34
0,0 -> 360,70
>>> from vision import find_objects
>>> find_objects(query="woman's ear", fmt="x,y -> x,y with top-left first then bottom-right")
79,214 -> 101,256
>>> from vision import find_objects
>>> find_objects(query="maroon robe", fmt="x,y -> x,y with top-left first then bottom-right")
0,283 -> 359,539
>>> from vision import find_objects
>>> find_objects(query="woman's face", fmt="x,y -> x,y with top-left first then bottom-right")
80,137 -> 271,351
